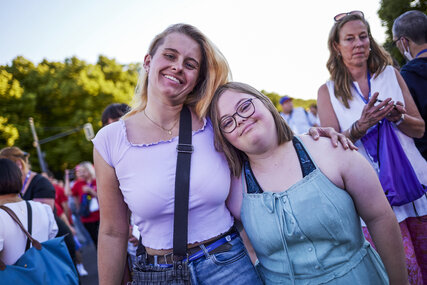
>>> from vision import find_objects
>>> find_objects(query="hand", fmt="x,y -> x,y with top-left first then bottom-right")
82,185 -> 93,194
307,127 -> 358,150
128,235 -> 139,247
128,225 -> 139,246
358,92 -> 394,132
385,101 -> 406,123
69,225 -> 76,236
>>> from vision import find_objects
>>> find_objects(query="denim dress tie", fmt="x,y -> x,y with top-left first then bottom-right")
262,193 -> 297,284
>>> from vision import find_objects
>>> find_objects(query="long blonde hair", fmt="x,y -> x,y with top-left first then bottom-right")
125,23 -> 231,119
326,14 -> 392,108
209,82 -> 294,177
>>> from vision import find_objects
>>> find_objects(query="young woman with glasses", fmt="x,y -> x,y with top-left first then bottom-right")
317,11 -> 427,284
209,82 -> 408,285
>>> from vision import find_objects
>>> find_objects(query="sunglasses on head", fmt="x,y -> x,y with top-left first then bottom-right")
334,10 -> 364,22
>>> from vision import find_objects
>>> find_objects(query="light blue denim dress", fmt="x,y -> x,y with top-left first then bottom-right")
241,137 -> 389,284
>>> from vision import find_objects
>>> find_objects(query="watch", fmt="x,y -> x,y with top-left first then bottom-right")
394,114 -> 405,126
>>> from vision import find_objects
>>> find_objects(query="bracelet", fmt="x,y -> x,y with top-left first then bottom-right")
348,120 -> 366,142
394,114 -> 405,126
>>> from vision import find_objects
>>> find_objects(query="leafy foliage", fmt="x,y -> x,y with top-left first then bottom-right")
0,56 -> 139,173
378,0 -> 426,66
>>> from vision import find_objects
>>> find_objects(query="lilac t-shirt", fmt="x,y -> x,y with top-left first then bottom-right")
92,118 -> 234,249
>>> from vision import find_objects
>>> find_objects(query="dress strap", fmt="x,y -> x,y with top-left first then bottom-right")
243,160 -> 264,194
292,137 -> 316,177
243,137 -> 317,194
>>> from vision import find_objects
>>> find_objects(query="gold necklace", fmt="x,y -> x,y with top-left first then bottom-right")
144,110 -> 179,135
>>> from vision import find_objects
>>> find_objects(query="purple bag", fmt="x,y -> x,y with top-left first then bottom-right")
361,119 -> 426,206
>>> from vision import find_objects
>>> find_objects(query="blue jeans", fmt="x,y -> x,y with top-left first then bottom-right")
132,236 -> 262,285
189,236 -> 262,284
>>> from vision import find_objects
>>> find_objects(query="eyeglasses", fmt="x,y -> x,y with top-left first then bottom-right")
392,37 -> 405,47
14,152 -> 29,159
334,10 -> 364,22
220,98 -> 256,133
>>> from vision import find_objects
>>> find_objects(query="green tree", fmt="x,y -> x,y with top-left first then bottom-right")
378,0 -> 426,66
1,56 -> 139,174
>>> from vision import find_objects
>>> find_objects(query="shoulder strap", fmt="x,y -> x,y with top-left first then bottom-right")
292,137 -> 316,177
0,205 -> 42,250
25,201 -> 32,251
173,105 -> 193,258
0,204 -> 40,270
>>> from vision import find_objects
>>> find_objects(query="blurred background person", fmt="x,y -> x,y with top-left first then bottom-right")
71,161 -> 99,248
308,103 -> 320,127
317,11 -> 427,284
393,10 -> 427,161
0,158 -> 58,265
46,171 -> 89,277
0,147 -> 55,208
0,147 -> 79,275
101,103 -> 130,127
279,95 -> 314,134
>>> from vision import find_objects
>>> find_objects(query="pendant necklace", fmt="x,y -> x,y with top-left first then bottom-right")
144,110 -> 179,135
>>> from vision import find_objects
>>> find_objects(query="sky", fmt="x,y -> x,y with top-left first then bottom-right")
0,0 -> 387,100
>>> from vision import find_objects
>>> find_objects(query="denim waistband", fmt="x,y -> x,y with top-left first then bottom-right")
145,229 -> 239,267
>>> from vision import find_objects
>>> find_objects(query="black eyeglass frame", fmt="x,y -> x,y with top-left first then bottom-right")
334,10 -> 364,22
392,36 -> 406,47
220,98 -> 256,134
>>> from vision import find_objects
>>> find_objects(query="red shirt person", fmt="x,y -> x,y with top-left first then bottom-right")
71,162 -> 99,247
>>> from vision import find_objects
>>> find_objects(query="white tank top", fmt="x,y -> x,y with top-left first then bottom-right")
326,65 -> 427,222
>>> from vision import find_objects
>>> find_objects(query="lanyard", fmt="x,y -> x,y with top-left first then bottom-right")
21,171 -> 31,194
352,70 -> 371,104
415,49 -> 427,59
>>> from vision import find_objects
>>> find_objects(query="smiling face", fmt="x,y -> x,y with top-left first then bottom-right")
217,90 -> 277,155
144,32 -> 202,105
335,20 -> 370,68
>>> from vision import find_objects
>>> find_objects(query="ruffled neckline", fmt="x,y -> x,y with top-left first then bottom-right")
120,117 -> 208,147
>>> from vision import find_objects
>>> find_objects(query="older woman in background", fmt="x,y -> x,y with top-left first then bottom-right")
317,11 -> 427,284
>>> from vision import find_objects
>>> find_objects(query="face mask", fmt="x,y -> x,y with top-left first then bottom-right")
401,38 -> 413,61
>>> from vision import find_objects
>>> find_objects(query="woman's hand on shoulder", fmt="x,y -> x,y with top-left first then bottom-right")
306,127 -> 357,150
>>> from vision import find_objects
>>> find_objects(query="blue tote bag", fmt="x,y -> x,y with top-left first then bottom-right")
0,203 -> 79,285
361,119 -> 426,206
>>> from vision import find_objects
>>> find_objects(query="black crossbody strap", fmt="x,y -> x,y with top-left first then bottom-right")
25,201 -> 33,251
173,105 -> 193,257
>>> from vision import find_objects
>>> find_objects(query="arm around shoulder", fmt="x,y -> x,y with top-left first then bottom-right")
94,147 -> 130,285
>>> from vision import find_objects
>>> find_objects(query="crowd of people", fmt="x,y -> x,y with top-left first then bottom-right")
0,9 -> 426,285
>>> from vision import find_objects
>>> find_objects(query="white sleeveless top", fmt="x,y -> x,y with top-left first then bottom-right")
326,65 -> 427,223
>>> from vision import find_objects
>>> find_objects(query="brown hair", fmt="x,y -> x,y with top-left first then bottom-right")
125,23 -> 231,119
327,14 -> 392,108
209,82 -> 294,176
0,146 -> 30,174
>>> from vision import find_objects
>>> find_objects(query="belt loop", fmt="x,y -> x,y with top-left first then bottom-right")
154,255 -> 158,266
199,244 -> 210,258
